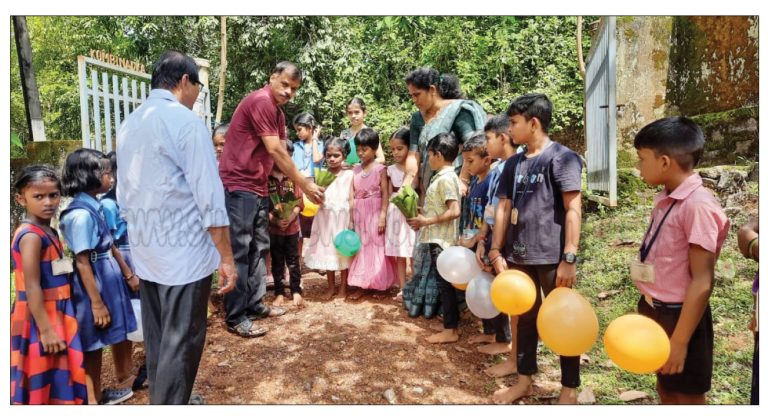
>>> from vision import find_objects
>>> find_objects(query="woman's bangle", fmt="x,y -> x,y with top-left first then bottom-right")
477,235 -> 487,242
748,236 -> 759,259
125,273 -> 136,281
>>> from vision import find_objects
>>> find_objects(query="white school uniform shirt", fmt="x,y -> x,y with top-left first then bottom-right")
116,89 -> 229,286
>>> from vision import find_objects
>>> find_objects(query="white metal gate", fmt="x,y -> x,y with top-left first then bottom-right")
78,55 -> 212,152
78,55 -> 150,152
585,16 -> 618,207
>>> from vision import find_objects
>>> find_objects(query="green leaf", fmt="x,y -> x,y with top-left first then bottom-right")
11,132 -> 23,148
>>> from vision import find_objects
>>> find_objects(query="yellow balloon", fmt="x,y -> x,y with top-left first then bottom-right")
604,314 -> 671,374
453,282 -> 468,290
536,288 -> 599,356
301,194 -> 319,217
490,269 -> 536,315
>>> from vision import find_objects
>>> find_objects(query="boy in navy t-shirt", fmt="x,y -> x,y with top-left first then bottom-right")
458,133 -> 514,356
488,94 -> 583,404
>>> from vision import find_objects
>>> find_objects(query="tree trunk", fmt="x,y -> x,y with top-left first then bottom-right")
215,16 -> 228,125
576,16 -> 586,79
13,16 -> 46,141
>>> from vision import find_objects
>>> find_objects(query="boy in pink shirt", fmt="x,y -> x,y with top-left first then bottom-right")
633,116 -> 729,404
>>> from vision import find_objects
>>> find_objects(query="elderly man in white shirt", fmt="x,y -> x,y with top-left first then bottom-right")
116,50 -> 236,405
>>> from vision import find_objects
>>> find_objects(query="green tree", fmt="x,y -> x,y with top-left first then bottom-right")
11,16 -> 590,154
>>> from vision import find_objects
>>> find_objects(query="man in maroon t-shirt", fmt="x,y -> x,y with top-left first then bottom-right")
218,61 -> 324,338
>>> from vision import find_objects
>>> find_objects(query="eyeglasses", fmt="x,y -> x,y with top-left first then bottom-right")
186,74 -> 204,90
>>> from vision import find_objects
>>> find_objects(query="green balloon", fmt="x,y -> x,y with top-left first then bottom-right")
334,229 -> 361,257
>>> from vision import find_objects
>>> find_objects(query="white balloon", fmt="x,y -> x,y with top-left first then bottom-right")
436,246 -> 482,284
126,299 -> 144,342
466,272 -> 500,319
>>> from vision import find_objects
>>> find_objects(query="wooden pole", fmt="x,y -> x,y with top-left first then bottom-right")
215,16 -> 228,125
13,16 -> 46,142
576,16 -> 586,79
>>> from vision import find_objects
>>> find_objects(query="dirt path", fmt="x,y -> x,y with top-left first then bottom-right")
104,272 -> 578,405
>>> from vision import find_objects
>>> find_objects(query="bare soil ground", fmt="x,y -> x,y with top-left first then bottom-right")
102,272 -> 588,405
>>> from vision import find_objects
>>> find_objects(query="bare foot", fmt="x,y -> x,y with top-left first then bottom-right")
477,342 -> 512,355
484,357 -> 517,377
557,386 -> 578,404
347,288 -> 366,300
321,287 -> 336,301
337,287 -> 347,299
429,322 -> 445,332
426,329 -> 459,344
492,379 -> 532,404
468,334 -> 495,344
292,293 -> 304,307
273,295 -> 286,307
392,290 -> 403,302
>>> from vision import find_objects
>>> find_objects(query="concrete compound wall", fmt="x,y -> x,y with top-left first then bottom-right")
609,16 -> 758,168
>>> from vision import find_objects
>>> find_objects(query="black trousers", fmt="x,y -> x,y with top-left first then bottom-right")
224,190 -> 270,326
140,276 -> 212,404
431,244 -> 459,329
270,232 -> 302,296
482,314 -> 512,343
479,232 -> 511,342
511,263 -> 581,388
752,331 -> 759,405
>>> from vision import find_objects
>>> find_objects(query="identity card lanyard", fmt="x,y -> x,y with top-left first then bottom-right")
510,141 -> 552,225
639,200 -> 678,262
21,219 -> 74,276
22,219 -> 64,258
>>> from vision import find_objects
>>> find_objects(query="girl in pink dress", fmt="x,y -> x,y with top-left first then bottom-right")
303,137 -> 355,300
347,128 -> 396,299
385,128 -> 416,300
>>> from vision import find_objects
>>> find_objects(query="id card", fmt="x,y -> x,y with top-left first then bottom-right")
630,259 -> 655,284
483,204 -> 495,225
51,257 -> 74,276
461,228 -> 479,240
510,208 -> 519,225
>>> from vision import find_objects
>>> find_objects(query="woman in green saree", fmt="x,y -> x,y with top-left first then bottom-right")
401,68 -> 487,320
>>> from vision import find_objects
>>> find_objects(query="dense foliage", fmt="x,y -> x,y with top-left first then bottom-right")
11,16 -> 589,150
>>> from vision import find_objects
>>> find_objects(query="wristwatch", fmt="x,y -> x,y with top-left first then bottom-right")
562,252 -> 578,264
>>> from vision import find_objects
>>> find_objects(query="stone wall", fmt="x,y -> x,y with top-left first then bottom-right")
691,106 -> 759,165
667,16 -> 759,116
609,16 -> 758,168
614,16 -> 675,168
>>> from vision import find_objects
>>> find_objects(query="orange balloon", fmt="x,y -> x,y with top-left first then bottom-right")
490,269 -> 537,315
453,282 -> 468,290
604,314 -> 671,374
536,288 -> 599,356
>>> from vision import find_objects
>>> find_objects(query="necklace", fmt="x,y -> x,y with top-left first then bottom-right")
360,164 -> 374,178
